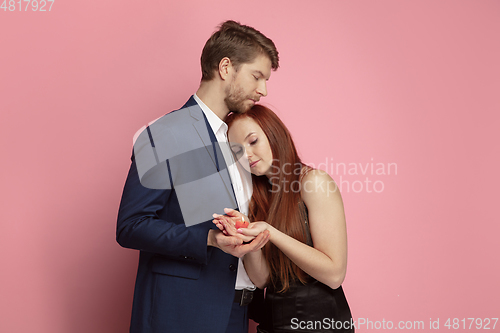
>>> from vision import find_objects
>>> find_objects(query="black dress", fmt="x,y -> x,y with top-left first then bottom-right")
254,218 -> 354,333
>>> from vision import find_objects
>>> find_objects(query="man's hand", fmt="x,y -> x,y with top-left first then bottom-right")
213,208 -> 271,241
213,208 -> 249,227
208,229 -> 270,258
213,215 -> 254,243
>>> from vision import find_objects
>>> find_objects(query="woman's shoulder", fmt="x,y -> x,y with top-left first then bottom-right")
300,167 -> 339,203
300,166 -> 335,185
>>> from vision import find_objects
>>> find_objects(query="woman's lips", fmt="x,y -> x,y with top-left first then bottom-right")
249,160 -> 260,168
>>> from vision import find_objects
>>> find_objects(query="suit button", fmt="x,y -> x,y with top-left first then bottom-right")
229,264 -> 236,272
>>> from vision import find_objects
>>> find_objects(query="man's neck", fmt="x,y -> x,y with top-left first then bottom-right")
196,81 -> 230,121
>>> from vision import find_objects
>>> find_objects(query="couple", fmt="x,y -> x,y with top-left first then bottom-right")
117,20 -> 353,333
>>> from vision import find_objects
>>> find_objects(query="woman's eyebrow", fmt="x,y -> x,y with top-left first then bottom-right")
245,132 -> 256,140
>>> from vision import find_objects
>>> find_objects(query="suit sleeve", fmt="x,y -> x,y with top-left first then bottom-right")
116,155 -> 212,265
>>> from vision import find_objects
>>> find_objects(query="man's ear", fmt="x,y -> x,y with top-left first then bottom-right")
218,57 -> 233,80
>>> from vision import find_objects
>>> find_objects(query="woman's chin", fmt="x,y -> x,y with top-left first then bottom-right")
251,169 -> 266,177
251,166 -> 272,177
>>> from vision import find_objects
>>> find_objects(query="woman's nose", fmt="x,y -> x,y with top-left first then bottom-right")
245,146 -> 253,158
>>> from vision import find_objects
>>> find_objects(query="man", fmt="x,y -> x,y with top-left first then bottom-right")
117,20 -> 279,333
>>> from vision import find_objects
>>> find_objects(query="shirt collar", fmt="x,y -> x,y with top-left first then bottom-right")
193,93 -> 228,136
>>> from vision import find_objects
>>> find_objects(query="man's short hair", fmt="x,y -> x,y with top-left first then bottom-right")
200,20 -> 279,81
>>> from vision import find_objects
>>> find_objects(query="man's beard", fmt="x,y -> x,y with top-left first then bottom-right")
224,81 -> 254,114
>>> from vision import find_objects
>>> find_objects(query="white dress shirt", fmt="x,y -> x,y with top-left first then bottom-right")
193,94 -> 255,290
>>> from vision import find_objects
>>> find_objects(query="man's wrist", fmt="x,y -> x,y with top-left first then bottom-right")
207,229 -> 218,248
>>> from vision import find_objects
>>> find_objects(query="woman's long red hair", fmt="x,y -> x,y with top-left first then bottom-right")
226,105 -> 311,292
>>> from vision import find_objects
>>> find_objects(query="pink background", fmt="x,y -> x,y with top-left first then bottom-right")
1,1 -> 499,332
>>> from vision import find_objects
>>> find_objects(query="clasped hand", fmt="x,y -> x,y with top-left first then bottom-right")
211,208 -> 271,257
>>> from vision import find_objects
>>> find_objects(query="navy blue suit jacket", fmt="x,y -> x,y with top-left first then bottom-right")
117,97 -> 240,333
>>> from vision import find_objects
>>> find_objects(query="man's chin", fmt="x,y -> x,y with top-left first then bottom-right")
241,101 -> 257,113
227,99 -> 256,114
231,106 -> 251,114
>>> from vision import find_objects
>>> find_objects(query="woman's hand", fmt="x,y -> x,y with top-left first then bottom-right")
217,208 -> 249,225
213,213 -> 254,243
213,208 -> 273,244
237,221 -> 271,238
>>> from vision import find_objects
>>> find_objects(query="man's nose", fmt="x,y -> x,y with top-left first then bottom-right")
257,81 -> 267,97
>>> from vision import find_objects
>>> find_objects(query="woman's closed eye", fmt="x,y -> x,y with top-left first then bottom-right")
230,144 -> 244,158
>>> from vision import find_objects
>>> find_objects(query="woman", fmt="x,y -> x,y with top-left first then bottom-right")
214,105 -> 354,333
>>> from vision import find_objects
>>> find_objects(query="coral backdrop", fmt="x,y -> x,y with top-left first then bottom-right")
1,1 -> 499,332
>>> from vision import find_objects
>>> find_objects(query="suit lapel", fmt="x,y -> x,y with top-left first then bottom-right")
186,101 -> 237,207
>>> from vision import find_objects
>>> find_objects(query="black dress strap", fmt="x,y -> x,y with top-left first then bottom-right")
303,203 -> 313,247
